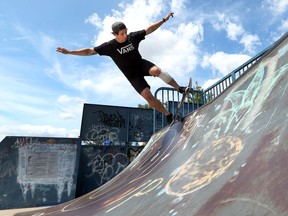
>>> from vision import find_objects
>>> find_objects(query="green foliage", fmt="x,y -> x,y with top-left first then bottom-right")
189,81 -> 204,105
137,103 -> 153,109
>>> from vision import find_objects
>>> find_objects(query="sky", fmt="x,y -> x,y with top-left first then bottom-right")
0,0 -> 288,141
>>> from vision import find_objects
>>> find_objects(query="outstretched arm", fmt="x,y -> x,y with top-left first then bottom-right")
56,47 -> 97,56
145,12 -> 174,35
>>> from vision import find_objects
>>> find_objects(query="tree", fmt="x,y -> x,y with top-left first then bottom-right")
137,103 -> 153,109
188,81 -> 203,105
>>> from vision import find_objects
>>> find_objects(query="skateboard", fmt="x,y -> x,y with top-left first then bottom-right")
170,77 -> 192,126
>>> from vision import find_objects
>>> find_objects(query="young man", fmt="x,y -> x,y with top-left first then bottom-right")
57,12 -> 188,124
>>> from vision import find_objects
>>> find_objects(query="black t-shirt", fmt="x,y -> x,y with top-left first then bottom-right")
94,30 -> 146,77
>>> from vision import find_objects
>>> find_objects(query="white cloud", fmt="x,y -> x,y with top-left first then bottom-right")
171,0 -> 187,14
240,33 -> 262,54
279,19 -> 288,31
226,22 -> 244,41
0,125 -> 79,142
201,51 -> 251,76
56,95 -> 85,120
141,21 -> 203,78
0,66 -> 54,119
202,78 -> 221,89
90,0 -> 166,45
271,19 -> 288,40
85,13 -> 102,28
210,12 -> 262,54
212,13 -> 244,41
48,59 -> 138,102
15,24 -> 57,62
262,0 -> 288,15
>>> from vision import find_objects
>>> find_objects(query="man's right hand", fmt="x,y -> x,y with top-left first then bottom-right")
56,47 -> 69,54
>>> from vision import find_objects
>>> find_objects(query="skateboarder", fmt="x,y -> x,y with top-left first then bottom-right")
57,12 -> 188,124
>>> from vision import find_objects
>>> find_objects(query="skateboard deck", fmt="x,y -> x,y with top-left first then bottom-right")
170,77 -> 192,125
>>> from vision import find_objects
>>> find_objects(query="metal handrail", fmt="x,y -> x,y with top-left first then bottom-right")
153,32 -> 288,131
203,31 -> 288,104
153,88 -> 203,132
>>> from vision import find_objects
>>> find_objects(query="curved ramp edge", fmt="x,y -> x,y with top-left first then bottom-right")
12,34 -> 288,216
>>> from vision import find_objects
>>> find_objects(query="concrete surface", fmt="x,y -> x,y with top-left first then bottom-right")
3,33 -> 288,216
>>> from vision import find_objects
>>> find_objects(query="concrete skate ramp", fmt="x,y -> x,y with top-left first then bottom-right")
15,33 -> 288,216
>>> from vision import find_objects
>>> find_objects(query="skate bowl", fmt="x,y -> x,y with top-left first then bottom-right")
5,33 -> 288,216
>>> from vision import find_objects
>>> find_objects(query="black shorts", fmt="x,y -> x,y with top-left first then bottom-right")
124,59 -> 155,94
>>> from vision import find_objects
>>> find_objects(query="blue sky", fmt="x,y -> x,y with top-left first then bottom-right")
0,0 -> 287,141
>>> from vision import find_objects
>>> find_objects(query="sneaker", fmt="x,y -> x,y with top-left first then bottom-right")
166,113 -> 173,124
178,86 -> 190,94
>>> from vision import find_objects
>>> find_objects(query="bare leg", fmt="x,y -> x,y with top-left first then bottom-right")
140,87 -> 170,115
167,78 -> 180,89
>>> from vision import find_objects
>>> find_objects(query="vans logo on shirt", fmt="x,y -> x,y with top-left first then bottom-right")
117,43 -> 134,54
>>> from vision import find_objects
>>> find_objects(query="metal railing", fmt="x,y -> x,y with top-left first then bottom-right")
154,88 -> 203,132
154,32 -> 288,131
203,32 -> 288,104
203,53 -> 264,104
